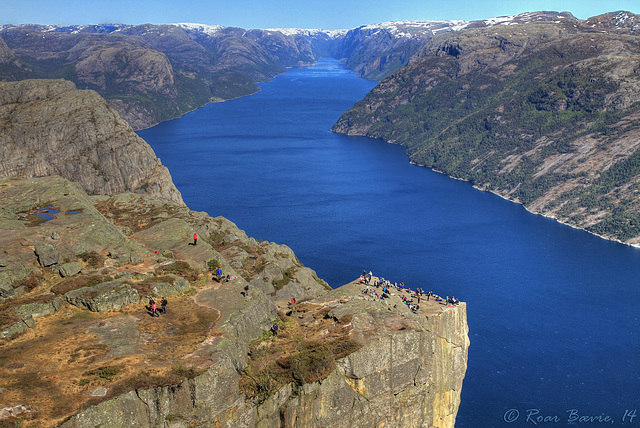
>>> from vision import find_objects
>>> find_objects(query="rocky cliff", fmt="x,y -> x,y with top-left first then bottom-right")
61,284 -> 468,428
0,79 -> 183,205
0,176 -> 468,427
334,11 -> 640,245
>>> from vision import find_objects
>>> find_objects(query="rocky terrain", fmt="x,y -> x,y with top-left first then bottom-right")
334,11 -> 640,245
0,176 -> 468,427
0,79 -> 183,204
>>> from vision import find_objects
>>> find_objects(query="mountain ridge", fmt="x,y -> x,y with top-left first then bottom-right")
0,11 -> 594,129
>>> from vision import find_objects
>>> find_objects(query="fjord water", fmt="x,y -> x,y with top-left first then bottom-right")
139,59 -> 640,426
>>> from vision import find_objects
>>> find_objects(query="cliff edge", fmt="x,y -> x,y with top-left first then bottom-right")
60,281 -> 468,428
0,176 -> 468,427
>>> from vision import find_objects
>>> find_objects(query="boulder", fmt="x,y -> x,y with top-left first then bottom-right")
0,315 -> 34,339
274,266 -> 330,300
15,297 -> 64,319
59,262 -> 83,277
34,242 -> 59,267
149,275 -> 190,297
65,279 -> 140,312
0,273 -> 13,298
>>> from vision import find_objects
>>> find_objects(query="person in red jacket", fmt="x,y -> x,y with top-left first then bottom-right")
151,299 -> 158,317
193,233 -> 197,246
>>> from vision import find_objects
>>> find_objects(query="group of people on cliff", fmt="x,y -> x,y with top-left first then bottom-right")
359,270 -> 460,312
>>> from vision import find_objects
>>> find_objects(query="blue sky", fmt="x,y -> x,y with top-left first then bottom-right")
1,0 -> 636,30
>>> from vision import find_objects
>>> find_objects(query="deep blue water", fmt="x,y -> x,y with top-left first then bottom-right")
139,59 -> 640,427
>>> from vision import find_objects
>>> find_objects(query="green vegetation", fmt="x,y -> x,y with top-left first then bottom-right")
272,267 -> 296,290
206,258 -> 221,272
85,365 -> 121,381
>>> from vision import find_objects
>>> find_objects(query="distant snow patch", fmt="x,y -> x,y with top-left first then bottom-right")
266,28 -> 348,38
176,23 -> 224,35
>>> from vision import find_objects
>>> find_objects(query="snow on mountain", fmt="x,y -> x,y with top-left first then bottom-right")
176,22 -> 225,35
359,20 -> 470,38
265,28 -> 348,38
480,11 -> 575,27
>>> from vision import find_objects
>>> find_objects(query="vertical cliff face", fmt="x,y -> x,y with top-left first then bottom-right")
255,290 -> 469,428
0,79 -> 184,205
60,282 -> 469,428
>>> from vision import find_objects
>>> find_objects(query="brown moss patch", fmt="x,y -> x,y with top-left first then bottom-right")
13,271 -> 45,292
77,251 -> 103,268
94,197 -> 185,234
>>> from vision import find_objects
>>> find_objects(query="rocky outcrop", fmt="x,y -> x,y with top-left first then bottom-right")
34,241 -> 60,267
64,279 -> 141,312
1,295 -> 64,339
0,79 -> 184,205
252,288 -> 469,428
61,282 -> 469,428
0,177 -> 468,427
59,261 -> 83,277
15,296 -> 64,319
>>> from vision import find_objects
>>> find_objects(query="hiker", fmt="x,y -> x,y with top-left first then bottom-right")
193,233 -> 198,245
289,297 -> 296,306
215,267 -> 223,282
244,284 -> 249,296
151,299 -> 158,317
160,297 -> 168,314
271,324 -> 279,337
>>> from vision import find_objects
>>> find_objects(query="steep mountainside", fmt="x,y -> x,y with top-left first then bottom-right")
331,21 -> 467,80
331,12 -> 577,79
0,79 -> 183,204
334,11 -> 640,244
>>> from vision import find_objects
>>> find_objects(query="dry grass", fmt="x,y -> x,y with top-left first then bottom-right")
0,292 -> 219,427
94,197 -> 184,234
